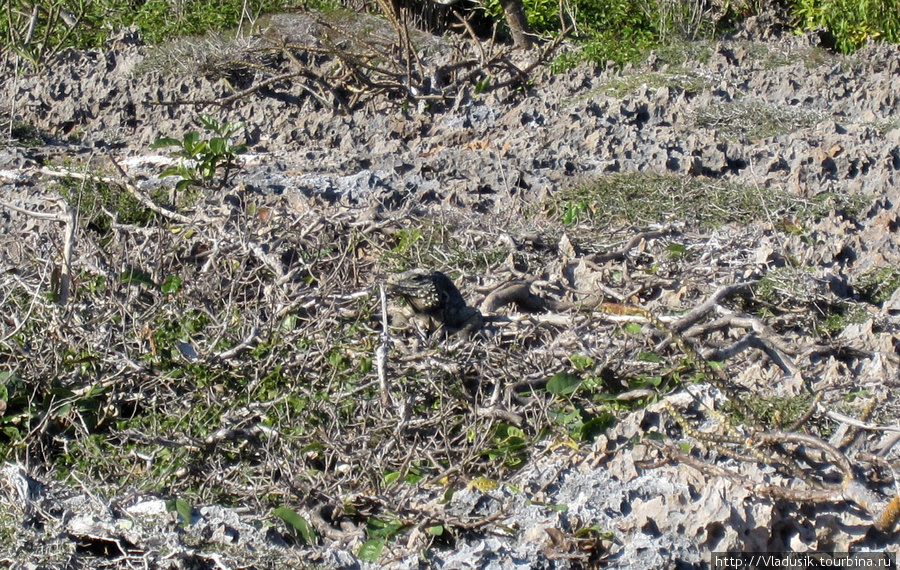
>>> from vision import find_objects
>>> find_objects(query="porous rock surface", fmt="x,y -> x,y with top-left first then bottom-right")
3,12 -> 900,570
4,22 -> 900,220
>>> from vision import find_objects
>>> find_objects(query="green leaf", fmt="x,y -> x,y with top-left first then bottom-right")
580,413 -> 616,441
150,137 -> 182,149
274,507 -> 316,544
199,115 -> 220,131
553,408 -> 581,427
328,351 -> 347,370
366,517 -> 405,539
166,498 -> 192,529
300,441 -> 324,454
120,268 -> 155,287
666,242 -> 687,258
426,525 -> 443,536
441,488 -> 455,503
208,137 -> 227,154
383,471 -> 400,485
54,403 -> 72,418
569,353 -> 594,370
624,322 -> 643,336
160,275 -> 182,295
358,539 -> 384,562
158,166 -> 183,178
475,76 -> 491,95
175,179 -> 196,192
547,372 -> 581,395
198,160 -> 218,180
175,499 -> 192,527
224,121 -> 246,136
182,131 -> 201,151
404,469 -> 424,484
48,387 -> 75,398
280,315 -> 298,331
637,351 -> 661,363
495,423 -> 526,440
844,389 -> 870,402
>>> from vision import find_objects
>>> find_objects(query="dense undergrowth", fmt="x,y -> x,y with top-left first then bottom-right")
2,0 -> 900,71
0,136 -> 880,560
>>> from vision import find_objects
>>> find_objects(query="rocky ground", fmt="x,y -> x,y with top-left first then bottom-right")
3,8 -> 900,569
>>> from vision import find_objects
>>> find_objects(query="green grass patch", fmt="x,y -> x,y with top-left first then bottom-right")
694,100 -> 824,141
753,266 -> 869,337
591,67 -> 713,98
548,172 -> 866,231
56,173 -> 156,231
649,39 -> 716,66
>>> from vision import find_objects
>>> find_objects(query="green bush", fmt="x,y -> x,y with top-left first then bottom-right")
551,0 -> 660,70
574,0 -> 659,33
793,0 -> 900,53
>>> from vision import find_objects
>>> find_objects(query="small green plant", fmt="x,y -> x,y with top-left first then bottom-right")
742,393 -> 817,429
1,119 -> 45,147
1,0 -> 98,68
150,114 -> 247,191
551,27 -> 659,71
855,267 -> 900,306
358,515 -> 408,562
482,423 -> 529,469
563,200 -> 591,226
392,228 -> 423,256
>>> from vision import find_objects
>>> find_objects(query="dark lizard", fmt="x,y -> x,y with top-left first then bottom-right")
386,269 -> 484,335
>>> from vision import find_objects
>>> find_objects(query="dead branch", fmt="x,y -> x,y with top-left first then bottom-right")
0,197 -> 75,305
670,281 -> 758,333
586,227 -> 679,265
704,333 -> 800,377
377,283 -> 393,408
